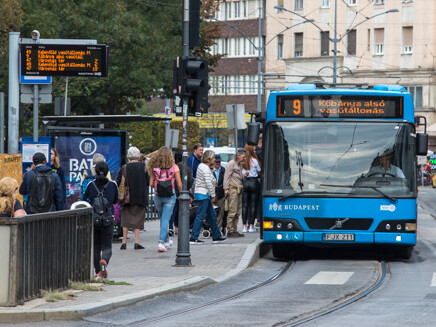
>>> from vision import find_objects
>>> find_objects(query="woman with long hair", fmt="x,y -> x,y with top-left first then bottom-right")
0,177 -> 26,217
148,146 -> 182,252
84,161 -> 118,278
190,150 -> 226,244
50,148 -> 66,209
241,145 -> 261,233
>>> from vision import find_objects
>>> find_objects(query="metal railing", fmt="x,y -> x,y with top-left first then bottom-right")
0,207 -> 93,306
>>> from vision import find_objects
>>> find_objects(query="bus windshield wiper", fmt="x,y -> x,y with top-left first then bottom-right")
278,190 -> 342,202
320,184 -> 397,203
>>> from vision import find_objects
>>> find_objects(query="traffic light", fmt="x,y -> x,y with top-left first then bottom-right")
173,56 -> 209,116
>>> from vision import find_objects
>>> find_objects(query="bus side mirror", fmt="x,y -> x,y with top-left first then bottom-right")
416,133 -> 428,156
247,122 -> 260,146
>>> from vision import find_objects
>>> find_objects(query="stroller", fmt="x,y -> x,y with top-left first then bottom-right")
190,195 -> 228,239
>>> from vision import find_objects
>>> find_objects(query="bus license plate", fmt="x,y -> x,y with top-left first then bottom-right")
323,233 -> 355,241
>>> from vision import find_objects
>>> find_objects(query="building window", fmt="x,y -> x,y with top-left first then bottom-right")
374,0 -> 384,4
321,31 -> 330,56
405,86 -> 422,108
277,34 -> 283,59
210,75 -> 259,95
374,28 -> 384,55
347,29 -> 356,55
321,0 -> 330,8
294,33 -> 303,57
295,0 -> 303,10
348,0 -> 357,5
278,0 -> 284,6
402,27 -> 413,54
234,1 -> 240,18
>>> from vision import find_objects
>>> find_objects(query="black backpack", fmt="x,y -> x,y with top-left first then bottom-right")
156,169 -> 174,197
91,182 -> 114,228
29,169 -> 54,213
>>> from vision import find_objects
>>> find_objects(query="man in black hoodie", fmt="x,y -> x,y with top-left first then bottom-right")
20,152 -> 64,214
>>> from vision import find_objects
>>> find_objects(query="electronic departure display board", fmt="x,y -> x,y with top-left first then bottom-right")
21,44 -> 108,77
277,95 -> 403,119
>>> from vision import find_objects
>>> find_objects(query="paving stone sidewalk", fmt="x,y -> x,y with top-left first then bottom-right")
0,218 -> 262,323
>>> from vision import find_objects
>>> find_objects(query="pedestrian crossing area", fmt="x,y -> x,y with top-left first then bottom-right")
304,272 -> 354,285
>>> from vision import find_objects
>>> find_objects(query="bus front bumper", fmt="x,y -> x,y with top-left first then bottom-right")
263,231 -> 416,245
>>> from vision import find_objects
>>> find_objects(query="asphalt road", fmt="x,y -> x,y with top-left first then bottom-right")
7,188 -> 436,327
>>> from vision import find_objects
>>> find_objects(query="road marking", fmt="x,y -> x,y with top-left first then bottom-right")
431,273 -> 436,287
305,271 -> 354,285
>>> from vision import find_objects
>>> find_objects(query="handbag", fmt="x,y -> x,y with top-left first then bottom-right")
118,166 -> 130,206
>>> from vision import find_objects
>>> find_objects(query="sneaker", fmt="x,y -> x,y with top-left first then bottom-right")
189,238 -> 204,245
242,226 -> 248,233
248,226 -> 256,232
99,260 -> 108,278
212,236 -> 227,244
158,242 -> 168,252
95,271 -> 102,279
237,232 -> 245,237
168,229 -> 174,237
164,239 -> 174,248
227,232 -> 239,238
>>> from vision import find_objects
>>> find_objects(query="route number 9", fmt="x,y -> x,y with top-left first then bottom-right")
293,99 -> 301,115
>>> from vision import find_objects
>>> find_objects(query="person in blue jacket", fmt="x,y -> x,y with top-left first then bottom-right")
187,143 -> 203,179
19,152 -> 64,213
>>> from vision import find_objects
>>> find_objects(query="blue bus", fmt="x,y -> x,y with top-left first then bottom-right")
248,83 -> 428,259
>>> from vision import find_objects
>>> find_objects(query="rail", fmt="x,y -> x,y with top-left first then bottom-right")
0,207 -> 93,306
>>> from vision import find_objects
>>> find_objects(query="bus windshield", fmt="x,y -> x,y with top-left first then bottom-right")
264,121 -> 416,198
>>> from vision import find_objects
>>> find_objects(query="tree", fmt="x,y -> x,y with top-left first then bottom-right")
0,0 -> 23,91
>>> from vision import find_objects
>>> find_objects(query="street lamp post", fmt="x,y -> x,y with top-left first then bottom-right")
274,1 -> 398,84
211,18 -> 314,111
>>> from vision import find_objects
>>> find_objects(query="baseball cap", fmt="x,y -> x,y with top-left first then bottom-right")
33,152 -> 46,165
215,154 -> 222,162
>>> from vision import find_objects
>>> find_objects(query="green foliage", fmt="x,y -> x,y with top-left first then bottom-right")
0,0 -> 23,91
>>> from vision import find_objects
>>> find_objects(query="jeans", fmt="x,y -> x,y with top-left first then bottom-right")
191,198 -> 222,240
169,199 -> 179,230
242,177 -> 260,225
154,194 -> 176,243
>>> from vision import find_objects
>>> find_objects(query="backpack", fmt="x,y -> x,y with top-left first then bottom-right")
155,168 -> 174,197
29,169 -> 54,213
91,182 -> 114,228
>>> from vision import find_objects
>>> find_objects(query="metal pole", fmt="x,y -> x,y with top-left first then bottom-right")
332,0 -> 338,84
8,32 -> 20,154
33,85 -> 39,142
175,0 -> 192,266
165,99 -> 171,148
233,104 -> 238,151
257,0 -> 262,112
64,77 -> 68,116
0,92 -> 4,153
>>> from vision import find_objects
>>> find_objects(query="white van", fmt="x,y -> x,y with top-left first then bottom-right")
203,147 -> 236,167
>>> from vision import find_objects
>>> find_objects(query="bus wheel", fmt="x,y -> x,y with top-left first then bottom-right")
394,245 -> 413,260
272,244 -> 291,259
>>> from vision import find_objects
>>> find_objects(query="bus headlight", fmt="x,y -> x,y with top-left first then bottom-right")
287,223 -> 293,230
385,224 -> 391,230
405,223 -> 417,231
264,221 -> 273,229
277,222 -> 282,229
396,224 -> 402,231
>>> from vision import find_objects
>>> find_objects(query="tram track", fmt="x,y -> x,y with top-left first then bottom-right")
130,260 -> 296,326
275,260 -> 387,327
129,258 -> 386,327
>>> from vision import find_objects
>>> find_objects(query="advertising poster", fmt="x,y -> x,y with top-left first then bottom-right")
54,135 -> 123,207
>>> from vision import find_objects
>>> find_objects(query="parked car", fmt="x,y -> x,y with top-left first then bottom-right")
203,147 -> 236,167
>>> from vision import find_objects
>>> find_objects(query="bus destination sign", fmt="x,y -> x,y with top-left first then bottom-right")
277,95 -> 403,119
21,44 -> 108,77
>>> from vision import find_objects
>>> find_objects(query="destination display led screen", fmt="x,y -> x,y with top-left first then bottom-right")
21,44 -> 108,77
277,95 -> 403,119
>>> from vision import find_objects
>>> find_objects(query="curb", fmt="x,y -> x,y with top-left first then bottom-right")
0,239 -> 264,323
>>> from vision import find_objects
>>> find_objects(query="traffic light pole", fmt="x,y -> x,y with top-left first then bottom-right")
175,0 -> 192,266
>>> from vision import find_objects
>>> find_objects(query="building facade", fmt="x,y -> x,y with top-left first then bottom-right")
211,0 -> 436,149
